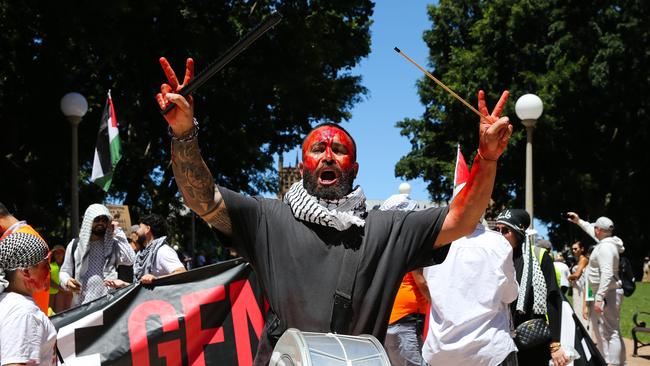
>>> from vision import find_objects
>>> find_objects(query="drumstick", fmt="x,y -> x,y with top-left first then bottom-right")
161,11 -> 283,115
394,47 -> 489,122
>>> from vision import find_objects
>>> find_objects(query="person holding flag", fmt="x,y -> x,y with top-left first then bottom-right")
91,90 -> 122,191
157,56 -> 513,364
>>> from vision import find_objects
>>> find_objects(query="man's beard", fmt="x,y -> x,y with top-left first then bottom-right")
303,167 -> 356,200
91,226 -> 107,236
137,234 -> 147,246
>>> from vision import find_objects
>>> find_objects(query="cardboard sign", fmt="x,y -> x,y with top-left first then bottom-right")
106,204 -> 132,231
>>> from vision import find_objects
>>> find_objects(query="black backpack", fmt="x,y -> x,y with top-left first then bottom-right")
619,256 -> 636,297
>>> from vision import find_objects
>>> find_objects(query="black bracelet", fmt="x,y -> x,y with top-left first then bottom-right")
168,118 -> 199,142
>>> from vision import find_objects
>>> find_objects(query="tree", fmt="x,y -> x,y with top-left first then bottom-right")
0,0 -> 373,248
396,0 -> 650,270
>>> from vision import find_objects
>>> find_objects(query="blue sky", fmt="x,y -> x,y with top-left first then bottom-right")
280,0 -> 433,201
277,0 -> 551,238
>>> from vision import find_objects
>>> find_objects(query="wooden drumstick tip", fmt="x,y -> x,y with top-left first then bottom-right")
394,47 -> 401,53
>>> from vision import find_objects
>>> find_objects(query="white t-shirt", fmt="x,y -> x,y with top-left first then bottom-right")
423,224 -> 518,366
554,261 -> 571,288
0,292 -> 57,366
150,245 -> 184,277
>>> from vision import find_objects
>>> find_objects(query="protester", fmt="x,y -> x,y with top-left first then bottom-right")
567,212 -> 626,365
0,231 -> 57,366
423,221 -> 519,366
496,209 -> 569,366
554,253 -> 570,296
0,202 -> 51,313
59,204 -> 135,306
567,241 -> 589,328
105,213 -> 186,288
378,194 -> 430,366
156,56 -> 512,364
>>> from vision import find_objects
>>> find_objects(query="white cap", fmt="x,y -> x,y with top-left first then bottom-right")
594,216 -> 614,231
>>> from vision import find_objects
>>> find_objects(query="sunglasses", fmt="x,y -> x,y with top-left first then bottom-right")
497,226 -> 511,235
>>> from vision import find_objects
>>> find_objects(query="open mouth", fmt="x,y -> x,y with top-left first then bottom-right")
318,170 -> 339,185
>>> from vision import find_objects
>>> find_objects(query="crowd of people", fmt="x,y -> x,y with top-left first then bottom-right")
0,55 -> 633,366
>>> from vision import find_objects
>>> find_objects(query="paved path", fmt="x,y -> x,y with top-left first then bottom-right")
625,337 -> 650,365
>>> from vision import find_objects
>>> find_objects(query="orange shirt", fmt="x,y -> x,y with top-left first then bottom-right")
0,223 -> 50,314
388,272 -> 428,324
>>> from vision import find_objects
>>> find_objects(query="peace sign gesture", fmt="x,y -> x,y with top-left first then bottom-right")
477,90 -> 512,161
156,57 -> 195,137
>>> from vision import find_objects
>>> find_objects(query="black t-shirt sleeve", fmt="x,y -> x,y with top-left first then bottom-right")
398,206 -> 449,270
217,186 -> 262,261
541,251 -> 562,341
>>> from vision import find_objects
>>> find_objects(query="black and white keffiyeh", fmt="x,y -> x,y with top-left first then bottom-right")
0,232 -> 49,293
283,180 -> 367,231
516,235 -> 547,315
133,236 -> 167,281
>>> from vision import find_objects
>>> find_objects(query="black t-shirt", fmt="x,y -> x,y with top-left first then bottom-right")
219,186 -> 447,356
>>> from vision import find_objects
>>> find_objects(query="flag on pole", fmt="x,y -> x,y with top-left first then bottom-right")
91,90 -> 122,191
451,144 -> 470,200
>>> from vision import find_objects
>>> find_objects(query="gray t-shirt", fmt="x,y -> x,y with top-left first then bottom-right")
218,187 -> 448,363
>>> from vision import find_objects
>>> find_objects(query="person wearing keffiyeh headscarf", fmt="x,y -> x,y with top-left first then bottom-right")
495,209 -> 569,366
0,231 -> 58,366
0,201 -> 51,314
59,203 -> 135,306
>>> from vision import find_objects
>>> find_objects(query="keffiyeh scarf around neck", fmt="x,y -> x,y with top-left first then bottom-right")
133,236 -> 167,281
516,236 -> 547,316
283,181 -> 367,231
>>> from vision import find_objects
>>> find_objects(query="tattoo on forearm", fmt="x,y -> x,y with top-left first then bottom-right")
172,139 -> 232,235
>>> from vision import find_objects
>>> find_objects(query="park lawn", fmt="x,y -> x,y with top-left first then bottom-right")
621,282 -> 650,342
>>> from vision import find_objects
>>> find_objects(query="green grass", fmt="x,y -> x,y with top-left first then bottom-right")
621,282 -> 650,343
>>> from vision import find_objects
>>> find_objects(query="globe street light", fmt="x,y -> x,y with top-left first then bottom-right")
61,92 -> 88,238
515,94 -> 543,228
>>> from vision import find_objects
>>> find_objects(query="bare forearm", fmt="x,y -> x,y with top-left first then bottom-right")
435,154 -> 496,246
171,138 -> 232,235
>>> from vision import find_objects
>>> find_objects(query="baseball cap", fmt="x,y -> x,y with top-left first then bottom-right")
594,216 -> 614,231
496,209 -> 530,237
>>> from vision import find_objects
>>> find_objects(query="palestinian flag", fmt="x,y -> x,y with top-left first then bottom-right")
91,90 -> 122,191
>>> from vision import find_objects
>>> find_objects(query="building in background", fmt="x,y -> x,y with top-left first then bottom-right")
277,153 -> 301,199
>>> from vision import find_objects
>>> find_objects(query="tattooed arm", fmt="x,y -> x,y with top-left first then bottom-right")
171,139 -> 232,235
156,57 -> 233,235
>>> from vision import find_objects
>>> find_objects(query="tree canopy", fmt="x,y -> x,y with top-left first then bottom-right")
0,0 -> 373,251
396,0 -> 649,263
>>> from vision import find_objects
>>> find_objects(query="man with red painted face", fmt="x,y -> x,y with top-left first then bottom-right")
156,57 -> 512,365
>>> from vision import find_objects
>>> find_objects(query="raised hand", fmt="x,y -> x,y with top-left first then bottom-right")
156,57 -> 195,137
477,90 -> 512,161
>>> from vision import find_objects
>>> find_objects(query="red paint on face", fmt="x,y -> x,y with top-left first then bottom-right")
26,259 -> 50,292
302,126 -> 356,172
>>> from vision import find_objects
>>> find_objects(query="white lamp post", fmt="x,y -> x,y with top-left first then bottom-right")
398,182 -> 411,195
61,92 -> 88,238
515,94 -> 543,228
